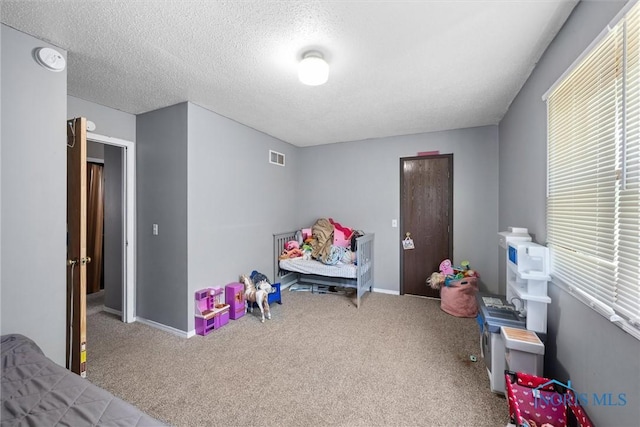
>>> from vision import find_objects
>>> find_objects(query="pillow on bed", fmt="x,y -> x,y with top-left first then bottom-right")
333,227 -> 352,248
329,219 -> 353,247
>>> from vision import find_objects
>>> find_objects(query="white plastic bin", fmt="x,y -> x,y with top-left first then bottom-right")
501,326 -> 544,376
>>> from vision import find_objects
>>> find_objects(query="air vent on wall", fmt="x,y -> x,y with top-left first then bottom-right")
269,150 -> 285,166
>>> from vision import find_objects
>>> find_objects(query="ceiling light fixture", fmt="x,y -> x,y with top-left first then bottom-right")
298,51 -> 329,86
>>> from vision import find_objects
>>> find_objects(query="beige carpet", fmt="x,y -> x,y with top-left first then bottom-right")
86,290 -> 105,316
86,291 -> 508,427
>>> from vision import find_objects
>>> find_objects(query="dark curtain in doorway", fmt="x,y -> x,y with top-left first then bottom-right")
87,163 -> 104,294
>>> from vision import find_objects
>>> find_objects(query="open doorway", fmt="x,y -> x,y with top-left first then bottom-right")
85,143 -> 121,317
86,133 -> 136,323
85,157 -> 105,310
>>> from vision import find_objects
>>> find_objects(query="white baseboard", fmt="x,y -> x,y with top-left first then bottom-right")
102,306 -> 122,317
372,287 -> 400,295
135,316 -> 191,338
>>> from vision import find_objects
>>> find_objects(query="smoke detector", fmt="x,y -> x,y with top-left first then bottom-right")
34,47 -> 66,72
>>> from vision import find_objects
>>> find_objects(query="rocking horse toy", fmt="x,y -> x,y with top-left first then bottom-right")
239,273 -> 272,323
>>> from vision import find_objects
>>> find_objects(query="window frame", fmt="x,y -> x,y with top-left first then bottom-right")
545,0 -> 640,341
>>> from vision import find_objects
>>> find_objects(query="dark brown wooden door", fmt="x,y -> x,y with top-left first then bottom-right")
400,155 -> 453,298
67,117 -> 88,377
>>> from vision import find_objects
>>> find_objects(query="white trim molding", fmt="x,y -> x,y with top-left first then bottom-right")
135,316 -> 192,338
87,132 -> 136,324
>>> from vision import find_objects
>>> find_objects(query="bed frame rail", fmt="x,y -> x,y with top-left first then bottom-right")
273,231 -> 299,288
355,233 -> 374,308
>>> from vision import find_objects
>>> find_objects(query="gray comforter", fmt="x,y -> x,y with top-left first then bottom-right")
1,334 -> 167,426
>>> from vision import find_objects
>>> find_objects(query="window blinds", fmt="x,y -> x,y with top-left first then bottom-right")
547,3 -> 640,330
618,6 -> 640,325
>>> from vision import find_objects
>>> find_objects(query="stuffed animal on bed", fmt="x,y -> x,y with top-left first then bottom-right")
302,245 -> 312,260
285,240 -> 299,251
279,248 -> 303,259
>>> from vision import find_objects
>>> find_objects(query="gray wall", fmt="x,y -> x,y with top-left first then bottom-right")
136,101 -> 298,332
1,25 -> 67,364
297,126 -> 500,293
104,145 -> 124,311
86,141 -> 104,160
187,103 -> 298,330
142,103 -> 497,330
68,95 -> 136,142
136,103 -> 189,330
499,0 -> 640,424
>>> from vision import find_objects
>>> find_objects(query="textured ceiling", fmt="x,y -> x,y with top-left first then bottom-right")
1,0 -> 578,146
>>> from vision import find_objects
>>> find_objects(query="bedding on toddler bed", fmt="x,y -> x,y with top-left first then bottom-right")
279,257 -> 357,278
1,334 -> 166,426
281,218 -> 361,265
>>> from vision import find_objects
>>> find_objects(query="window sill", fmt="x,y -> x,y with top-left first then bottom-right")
551,277 -> 640,342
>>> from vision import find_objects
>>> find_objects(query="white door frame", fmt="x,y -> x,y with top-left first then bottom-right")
87,132 -> 136,323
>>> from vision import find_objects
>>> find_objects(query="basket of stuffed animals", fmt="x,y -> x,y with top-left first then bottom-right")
427,259 -> 479,318
440,277 -> 478,317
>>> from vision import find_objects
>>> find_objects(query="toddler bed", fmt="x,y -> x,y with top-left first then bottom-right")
1,334 -> 166,426
273,230 -> 374,308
